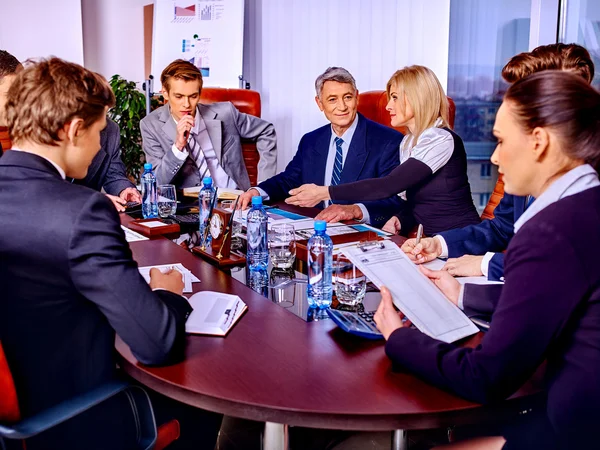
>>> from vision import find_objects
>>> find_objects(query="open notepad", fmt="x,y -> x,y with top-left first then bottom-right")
185,291 -> 247,336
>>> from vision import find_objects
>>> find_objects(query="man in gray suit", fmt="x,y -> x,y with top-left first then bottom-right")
141,59 -> 277,190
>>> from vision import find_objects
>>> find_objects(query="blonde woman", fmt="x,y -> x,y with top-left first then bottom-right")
286,65 -> 480,235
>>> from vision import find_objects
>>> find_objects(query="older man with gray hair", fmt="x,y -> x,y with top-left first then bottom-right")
239,66 -> 405,227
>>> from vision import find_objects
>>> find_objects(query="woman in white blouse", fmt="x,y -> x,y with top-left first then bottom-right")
286,65 -> 480,235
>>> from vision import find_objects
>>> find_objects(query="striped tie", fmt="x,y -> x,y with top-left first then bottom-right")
331,137 -> 344,186
188,134 -> 209,182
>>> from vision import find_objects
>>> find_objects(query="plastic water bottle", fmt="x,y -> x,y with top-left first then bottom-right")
199,177 -> 215,246
246,196 -> 269,295
140,163 -> 158,219
307,220 -> 333,309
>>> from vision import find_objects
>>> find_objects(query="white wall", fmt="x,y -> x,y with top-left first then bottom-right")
81,0 -> 149,84
244,0 -> 451,171
0,0 -> 83,64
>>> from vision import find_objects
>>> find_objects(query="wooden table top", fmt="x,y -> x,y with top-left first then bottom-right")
116,209 -> 543,431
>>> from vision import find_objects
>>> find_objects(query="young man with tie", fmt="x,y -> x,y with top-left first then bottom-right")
141,59 -> 277,190
402,43 -> 595,282
239,66 -> 406,228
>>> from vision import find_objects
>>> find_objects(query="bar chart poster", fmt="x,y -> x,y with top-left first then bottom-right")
152,0 -> 244,89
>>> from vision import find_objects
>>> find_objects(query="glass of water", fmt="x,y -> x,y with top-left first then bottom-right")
157,184 -> 177,218
334,255 -> 366,307
268,224 -> 296,269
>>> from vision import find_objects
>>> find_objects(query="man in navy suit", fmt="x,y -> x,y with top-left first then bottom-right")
402,43 -> 595,281
0,58 -> 221,450
239,67 -> 405,228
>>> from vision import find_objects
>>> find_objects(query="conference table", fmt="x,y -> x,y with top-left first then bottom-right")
116,207 -> 544,450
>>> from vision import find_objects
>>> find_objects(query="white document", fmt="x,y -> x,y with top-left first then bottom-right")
138,263 -> 200,293
121,225 -> 149,242
342,243 -> 479,343
185,291 -> 247,336
423,259 -> 503,286
138,220 -> 168,228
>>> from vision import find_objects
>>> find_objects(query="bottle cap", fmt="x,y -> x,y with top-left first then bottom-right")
314,220 -> 326,231
202,176 -> 213,186
251,196 -> 263,206
143,163 -> 152,170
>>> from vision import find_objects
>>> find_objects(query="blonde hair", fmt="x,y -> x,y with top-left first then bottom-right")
386,65 -> 449,147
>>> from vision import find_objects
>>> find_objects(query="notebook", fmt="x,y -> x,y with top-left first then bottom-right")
183,186 -> 244,200
185,291 -> 247,336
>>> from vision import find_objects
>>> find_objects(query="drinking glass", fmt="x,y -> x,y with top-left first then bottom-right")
157,184 -> 177,218
268,224 -> 296,269
334,255 -> 366,307
221,200 -> 243,251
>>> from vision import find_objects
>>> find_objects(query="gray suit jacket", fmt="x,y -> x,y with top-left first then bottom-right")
140,102 -> 277,190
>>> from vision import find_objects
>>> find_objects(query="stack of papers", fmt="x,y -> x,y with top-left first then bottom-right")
138,263 -> 200,293
121,225 -> 149,242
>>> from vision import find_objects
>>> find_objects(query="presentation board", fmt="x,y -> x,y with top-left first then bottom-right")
152,0 -> 245,90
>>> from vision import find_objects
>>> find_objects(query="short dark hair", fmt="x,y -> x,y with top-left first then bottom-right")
505,70 -> 600,170
502,43 -> 594,84
6,58 -> 115,146
160,59 -> 203,93
0,50 -> 22,80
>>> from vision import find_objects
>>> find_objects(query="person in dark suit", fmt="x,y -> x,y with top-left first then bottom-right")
375,71 -> 600,449
239,66 -> 406,228
285,65 -> 480,235
0,58 -> 221,450
402,43 -> 595,280
73,118 -> 142,211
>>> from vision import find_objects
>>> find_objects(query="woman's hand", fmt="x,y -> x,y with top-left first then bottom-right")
382,216 -> 401,234
285,184 -> 331,207
401,237 -> 442,263
374,287 -> 412,340
442,255 -> 484,277
419,266 -> 461,306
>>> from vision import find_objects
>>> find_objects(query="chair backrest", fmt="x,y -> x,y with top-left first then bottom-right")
357,91 -> 456,134
0,126 -> 11,151
200,87 -> 262,186
481,173 -> 505,220
0,341 -> 21,423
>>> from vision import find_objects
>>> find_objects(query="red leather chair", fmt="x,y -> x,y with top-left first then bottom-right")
200,87 -> 262,186
0,126 -> 11,151
0,341 -> 180,449
481,173 -> 505,220
357,91 -> 456,133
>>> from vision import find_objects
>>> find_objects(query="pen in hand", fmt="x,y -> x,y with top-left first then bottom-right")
415,224 -> 424,246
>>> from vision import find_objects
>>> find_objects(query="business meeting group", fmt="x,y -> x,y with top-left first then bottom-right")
1,28 -> 600,450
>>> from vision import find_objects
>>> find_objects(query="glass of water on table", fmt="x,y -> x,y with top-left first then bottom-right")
157,184 -> 177,218
334,254 -> 367,307
268,224 -> 296,269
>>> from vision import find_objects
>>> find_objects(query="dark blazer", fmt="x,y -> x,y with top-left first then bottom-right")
439,193 -> 527,281
73,119 -> 135,195
258,113 -> 405,227
328,127 -> 480,235
385,186 -> 600,448
0,151 -> 192,445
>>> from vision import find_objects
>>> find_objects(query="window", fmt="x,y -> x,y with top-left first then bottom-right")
448,0 -> 532,203
480,163 -> 492,178
479,192 -> 492,209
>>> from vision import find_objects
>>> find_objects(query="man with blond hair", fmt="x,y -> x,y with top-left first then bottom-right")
141,59 -> 277,189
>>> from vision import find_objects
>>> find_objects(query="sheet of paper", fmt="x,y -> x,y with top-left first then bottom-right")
423,259 -> 503,285
138,220 -> 168,228
342,243 -> 478,343
121,225 -> 149,242
138,263 -> 200,293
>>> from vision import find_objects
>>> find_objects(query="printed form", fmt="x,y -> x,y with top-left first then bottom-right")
342,243 -> 478,343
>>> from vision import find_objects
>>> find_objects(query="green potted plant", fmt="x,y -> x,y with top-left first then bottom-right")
108,75 -> 147,182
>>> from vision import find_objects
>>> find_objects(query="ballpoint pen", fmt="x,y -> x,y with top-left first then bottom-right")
415,224 -> 424,246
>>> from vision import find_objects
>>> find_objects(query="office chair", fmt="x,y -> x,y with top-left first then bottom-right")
0,341 -> 180,450
201,87 -> 262,186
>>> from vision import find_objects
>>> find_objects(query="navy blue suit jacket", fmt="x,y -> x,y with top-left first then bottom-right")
258,114 -> 405,227
0,151 -> 191,448
74,119 -> 135,195
386,187 -> 600,448
438,193 -> 527,281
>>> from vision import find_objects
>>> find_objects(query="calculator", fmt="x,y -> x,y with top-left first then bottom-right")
327,308 -> 383,340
